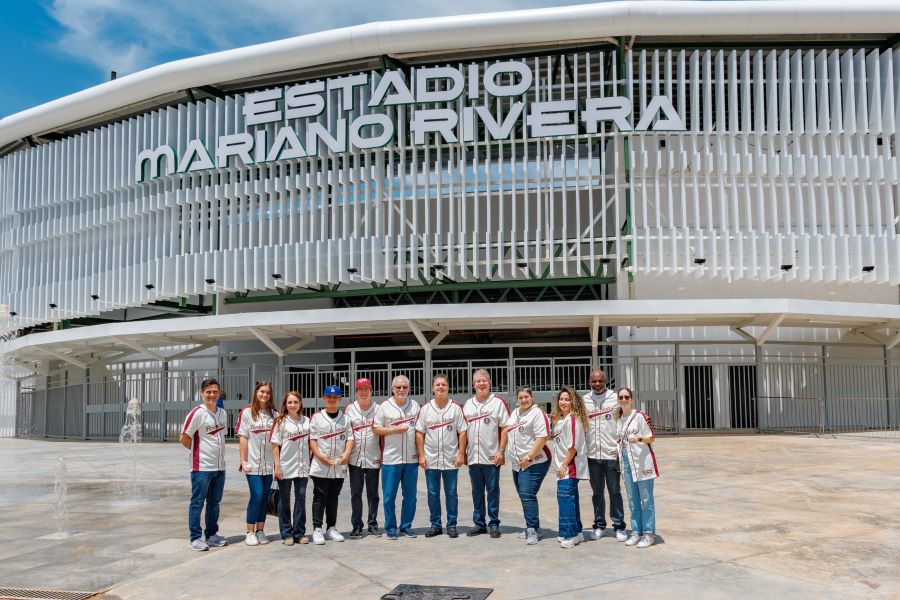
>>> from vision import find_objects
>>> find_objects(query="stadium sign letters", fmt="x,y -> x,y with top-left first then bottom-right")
136,61 -> 685,182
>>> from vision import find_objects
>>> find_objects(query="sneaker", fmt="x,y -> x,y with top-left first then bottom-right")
447,527 -> 458,538
425,527 -> 443,538
636,533 -> 655,548
298,536 -> 309,544
245,532 -> 259,546
206,534 -> 227,547
325,527 -> 345,542
255,531 -> 269,545
282,537 -> 295,546
615,529 -> 628,542
591,528 -> 605,540
467,527 -> 487,537
518,528 -> 543,540
625,532 -> 641,546
489,526 -> 501,538
400,528 -> 417,538
525,527 -> 539,545
349,527 -> 364,540
367,526 -> 382,537
312,528 -> 326,545
190,538 -> 209,551
386,529 -> 398,540
560,536 -> 581,549
557,535 -> 565,542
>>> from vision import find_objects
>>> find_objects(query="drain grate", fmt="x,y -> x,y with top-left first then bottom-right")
381,584 -> 493,600
0,588 -> 96,600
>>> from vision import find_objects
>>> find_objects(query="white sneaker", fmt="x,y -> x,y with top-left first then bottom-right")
255,530 -> 269,545
615,529 -> 628,542
325,527 -> 345,542
518,528 -> 543,540
560,536 -> 582,549
624,532 -> 641,546
190,538 -> 209,551
245,532 -> 259,546
636,533 -> 655,548
206,534 -> 227,547
312,528 -> 326,545
525,527 -> 539,545
591,528 -> 604,540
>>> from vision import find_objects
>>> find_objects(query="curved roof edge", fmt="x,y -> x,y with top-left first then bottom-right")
2,0 -> 899,148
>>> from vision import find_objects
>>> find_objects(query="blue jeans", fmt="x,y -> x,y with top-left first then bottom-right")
277,477 -> 307,539
557,478 -> 583,539
188,470 -> 225,541
381,463 -> 418,533
425,469 -> 459,528
246,474 -> 273,525
468,464 -> 501,528
511,461 -> 549,529
622,457 -> 656,534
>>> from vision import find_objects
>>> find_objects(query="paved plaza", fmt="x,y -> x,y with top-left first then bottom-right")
0,434 -> 897,600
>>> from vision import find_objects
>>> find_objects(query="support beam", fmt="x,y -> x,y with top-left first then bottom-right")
756,314 -> 786,346
284,335 -> 315,353
730,327 -> 757,343
166,342 -> 215,361
886,329 -> 900,351
37,347 -> 88,369
590,315 -> 600,367
248,327 -> 285,357
111,336 -> 166,362
407,320 -> 448,352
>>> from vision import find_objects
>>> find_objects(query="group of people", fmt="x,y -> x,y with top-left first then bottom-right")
180,369 -> 659,552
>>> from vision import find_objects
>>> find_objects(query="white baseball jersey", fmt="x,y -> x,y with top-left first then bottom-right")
551,414 -> 589,480
345,400 -> 382,469
463,394 -> 510,465
181,405 -> 227,472
237,406 -> 276,475
583,388 -> 620,460
374,397 -> 420,465
415,399 -> 468,470
309,410 -> 351,479
503,405 -> 551,472
270,415 -> 311,479
617,410 -> 659,482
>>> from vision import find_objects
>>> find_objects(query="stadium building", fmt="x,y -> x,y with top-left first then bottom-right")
1,0 -> 900,440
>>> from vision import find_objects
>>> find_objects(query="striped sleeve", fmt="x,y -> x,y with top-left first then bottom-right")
182,406 -> 201,436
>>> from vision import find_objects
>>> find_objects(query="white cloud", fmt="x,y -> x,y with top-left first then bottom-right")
48,0 -> 582,76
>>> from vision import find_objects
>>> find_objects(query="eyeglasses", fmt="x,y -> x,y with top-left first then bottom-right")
618,394 -> 632,399
393,385 -> 409,389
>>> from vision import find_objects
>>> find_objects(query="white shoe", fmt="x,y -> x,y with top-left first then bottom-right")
325,527 -> 345,542
636,533 -> 655,548
615,529 -> 628,542
190,538 -> 209,551
245,532 -> 259,546
591,528 -> 604,540
560,536 -> 581,549
312,528 -> 326,545
518,528 -> 543,540
255,530 -> 269,545
206,534 -> 227,547
624,532 -> 641,546
525,527 -> 540,545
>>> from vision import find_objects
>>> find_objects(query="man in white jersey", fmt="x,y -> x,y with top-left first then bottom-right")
462,369 -> 510,538
345,377 -> 382,539
373,374 -> 420,540
583,369 -> 627,541
415,374 -> 467,538
180,378 -> 228,551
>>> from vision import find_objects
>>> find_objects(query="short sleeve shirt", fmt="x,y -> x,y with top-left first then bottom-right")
374,398 -> 420,465
345,401 -> 382,469
415,400 -> 467,470
309,410 -> 351,479
237,406 -> 276,475
551,414 -> 589,480
504,405 -> 551,472
270,415 -> 311,479
181,405 -> 227,472
583,388 -> 620,460
462,394 -> 510,465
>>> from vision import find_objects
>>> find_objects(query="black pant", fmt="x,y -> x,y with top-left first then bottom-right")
588,458 -> 626,531
277,477 -> 307,539
311,476 -> 344,529
349,464 -> 380,529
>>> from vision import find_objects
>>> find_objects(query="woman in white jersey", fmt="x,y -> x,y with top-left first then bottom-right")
501,386 -> 551,545
238,381 -> 277,546
271,390 -> 311,545
615,387 -> 658,548
550,386 -> 589,549
309,385 -> 353,545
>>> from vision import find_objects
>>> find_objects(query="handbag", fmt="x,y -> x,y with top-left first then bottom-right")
266,481 -> 280,516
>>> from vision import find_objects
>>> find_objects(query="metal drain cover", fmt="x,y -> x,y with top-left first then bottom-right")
381,584 -> 492,600
0,589 -> 95,600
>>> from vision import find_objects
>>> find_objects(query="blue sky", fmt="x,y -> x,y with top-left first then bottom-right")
0,0 -> 585,119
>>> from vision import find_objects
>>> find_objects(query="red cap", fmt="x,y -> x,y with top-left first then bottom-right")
355,378 -> 372,390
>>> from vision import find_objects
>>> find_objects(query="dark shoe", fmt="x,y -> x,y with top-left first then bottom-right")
386,529 -> 398,540
467,527 -> 488,537
447,527 -> 459,538
400,528 -> 417,538
425,527 -> 443,538
489,526 -> 501,538
367,526 -> 383,537
349,527 -> 364,540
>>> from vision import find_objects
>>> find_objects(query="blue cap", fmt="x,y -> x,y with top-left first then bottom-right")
323,385 -> 342,397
